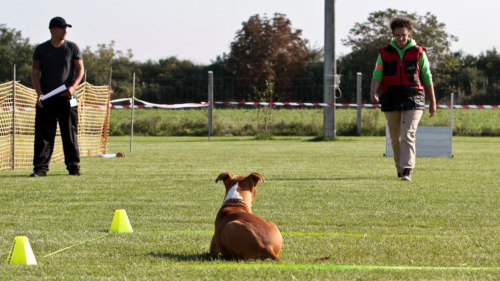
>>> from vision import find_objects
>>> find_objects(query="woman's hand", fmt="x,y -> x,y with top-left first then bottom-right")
429,100 -> 436,117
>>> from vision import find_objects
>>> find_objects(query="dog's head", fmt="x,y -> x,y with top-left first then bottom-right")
215,172 -> 265,208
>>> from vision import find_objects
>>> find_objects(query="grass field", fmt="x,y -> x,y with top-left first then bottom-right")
109,108 -> 500,137
1,136 -> 499,280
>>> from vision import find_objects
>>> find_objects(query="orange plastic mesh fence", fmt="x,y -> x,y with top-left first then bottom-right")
76,83 -> 111,157
0,81 -> 110,171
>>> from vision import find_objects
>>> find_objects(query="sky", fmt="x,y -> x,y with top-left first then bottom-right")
1,0 -> 499,65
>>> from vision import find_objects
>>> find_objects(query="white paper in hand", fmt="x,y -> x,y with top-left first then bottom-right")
41,85 -> 67,101
70,97 -> 78,107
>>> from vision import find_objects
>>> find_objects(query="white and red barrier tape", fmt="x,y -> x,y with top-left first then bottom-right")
110,98 -> 208,109
214,101 -> 500,109
111,104 -> 208,109
108,98 -> 500,109
4,101 -> 499,111
109,98 -> 132,103
213,102 -> 500,109
214,101 -> 379,107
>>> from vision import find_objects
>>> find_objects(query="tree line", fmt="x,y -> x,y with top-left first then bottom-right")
1,9 -> 499,104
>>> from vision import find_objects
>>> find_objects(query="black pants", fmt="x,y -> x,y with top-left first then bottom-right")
33,98 -> 80,173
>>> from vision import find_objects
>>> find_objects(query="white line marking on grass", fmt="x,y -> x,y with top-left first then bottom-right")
43,234 -> 109,258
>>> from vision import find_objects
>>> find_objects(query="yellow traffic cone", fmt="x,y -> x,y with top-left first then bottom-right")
6,236 -> 37,265
109,209 -> 133,233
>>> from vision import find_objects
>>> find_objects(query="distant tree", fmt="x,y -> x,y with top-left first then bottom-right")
205,53 -> 232,77
227,13 -> 312,86
342,9 -> 457,64
82,41 -> 133,84
110,52 -> 137,100
338,9 -> 457,103
138,56 -> 205,103
337,46 -> 378,102
82,41 -> 135,99
433,49 -> 500,104
476,48 -> 500,80
433,51 -> 489,103
253,80 -> 278,137
0,24 -> 34,85
476,48 -> 500,103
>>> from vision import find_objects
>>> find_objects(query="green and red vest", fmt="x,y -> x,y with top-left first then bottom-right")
379,45 -> 426,111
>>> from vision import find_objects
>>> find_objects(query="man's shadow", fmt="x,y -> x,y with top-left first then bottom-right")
1,174 -> 78,178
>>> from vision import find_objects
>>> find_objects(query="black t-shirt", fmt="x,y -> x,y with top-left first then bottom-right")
33,40 -> 82,94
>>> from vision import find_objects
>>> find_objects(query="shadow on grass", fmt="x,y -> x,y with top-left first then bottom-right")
308,136 -> 358,142
148,252 -> 219,262
1,173 -> 71,178
1,174 -> 31,178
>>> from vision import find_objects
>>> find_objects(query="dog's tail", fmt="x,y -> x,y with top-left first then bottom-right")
265,247 -> 280,260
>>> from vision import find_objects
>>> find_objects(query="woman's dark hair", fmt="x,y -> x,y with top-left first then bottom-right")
390,17 -> 414,33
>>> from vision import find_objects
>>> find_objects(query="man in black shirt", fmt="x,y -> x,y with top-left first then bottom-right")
30,17 -> 84,177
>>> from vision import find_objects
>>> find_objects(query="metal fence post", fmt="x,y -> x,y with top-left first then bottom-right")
109,67 -> 113,89
102,67 -> 113,154
130,72 -> 135,153
12,64 -> 16,169
80,70 -> 87,142
450,93 -> 454,156
208,71 -> 213,141
356,72 -> 362,134
323,0 -> 336,138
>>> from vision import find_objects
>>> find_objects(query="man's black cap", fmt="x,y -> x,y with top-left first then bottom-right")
49,17 -> 72,29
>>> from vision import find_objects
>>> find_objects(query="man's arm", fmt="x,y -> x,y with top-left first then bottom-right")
64,59 -> 84,97
32,60 -> 44,107
425,84 -> 436,117
419,52 -> 436,117
370,54 -> 383,103
370,79 -> 381,103
419,52 -> 433,86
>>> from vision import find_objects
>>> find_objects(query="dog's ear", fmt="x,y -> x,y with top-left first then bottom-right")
215,172 -> 232,183
248,173 -> 265,184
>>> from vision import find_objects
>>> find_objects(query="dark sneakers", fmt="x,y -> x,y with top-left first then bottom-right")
29,170 -> 47,177
69,169 -> 81,176
68,165 -> 81,176
401,168 -> 412,181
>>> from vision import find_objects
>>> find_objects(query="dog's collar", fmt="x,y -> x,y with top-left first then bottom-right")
223,198 -> 248,206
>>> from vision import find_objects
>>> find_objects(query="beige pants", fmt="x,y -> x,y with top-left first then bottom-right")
385,110 -> 423,172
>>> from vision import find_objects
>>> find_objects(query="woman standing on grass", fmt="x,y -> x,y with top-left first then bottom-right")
370,17 -> 437,181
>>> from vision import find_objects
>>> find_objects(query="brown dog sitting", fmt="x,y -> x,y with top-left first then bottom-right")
210,172 -> 283,260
